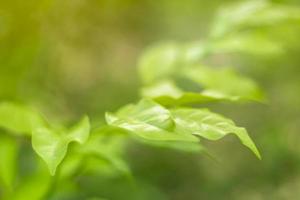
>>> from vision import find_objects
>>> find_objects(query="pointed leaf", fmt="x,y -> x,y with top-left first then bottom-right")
32,116 -> 91,175
67,116 -> 90,144
32,128 -> 68,175
106,99 -> 198,142
171,108 -> 261,159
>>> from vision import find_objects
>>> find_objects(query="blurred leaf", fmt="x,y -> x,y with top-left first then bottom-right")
0,102 -> 46,136
171,108 -> 261,159
0,133 -> 18,190
138,43 -> 181,84
141,64 -> 264,105
80,126 -> 130,175
211,0 -> 300,38
32,116 -> 90,175
106,99 -> 198,142
211,0 -> 268,38
141,80 -> 184,101
66,116 -> 90,145
210,32 -> 284,55
138,41 -> 210,85
57,153 -> 83,180
138,139 -> 204,153
11,160 -> 51,200
184,66 -> 265,102
246,4 -> 300,26
182,41 -> 208,63
141,80 -> 241,106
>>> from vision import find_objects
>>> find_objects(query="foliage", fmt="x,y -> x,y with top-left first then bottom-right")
0,0 -> 299,199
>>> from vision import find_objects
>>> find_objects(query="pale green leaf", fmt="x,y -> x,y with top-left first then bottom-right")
0,102 -> 46,136
211,0 -> 268,38
32,128 -> 68,176
182,41 -> 208,63
171,108 -> 261,159
211,0 -> 300,38
184,66 -> 265,102
141,80 -> 241,106
106,99 -> 198,142
32,116 -> 90,175
57,153 -> 83,180
246,4 -> 300,26
67,116 -> 90,144
138,43 -> 181,84
141,80 -> 184,101
210,32 -> 284,55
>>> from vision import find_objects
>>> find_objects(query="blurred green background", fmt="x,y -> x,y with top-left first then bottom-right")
1,0 -> 300,199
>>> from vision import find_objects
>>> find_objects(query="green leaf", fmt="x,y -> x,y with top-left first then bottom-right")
138,42 -> 210,85
184,66 -> 265,102
80,126 -> 130,175
138,139 -> 204,153
182,41 -> 208,63
57,153 -> 83,180
171,108 -> 261,159
0,133 -> 18,190
141,80 -> 242,106
210,0 -> 300,39
210,32 -> 284,55
141,80 -> 184,101
210,0 -> 268,38
67,116 -> 90,144
141,65 -> 265,105
106,99 -> 198,142
105,99 -> 260,159
32,116 -> 90,175
138,43 -> 181,84
11,160 -> 52,200
32,128 -> 68,176
0,102 -> 46,136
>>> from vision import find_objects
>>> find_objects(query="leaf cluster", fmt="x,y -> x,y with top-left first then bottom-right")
1,1 -> 299,199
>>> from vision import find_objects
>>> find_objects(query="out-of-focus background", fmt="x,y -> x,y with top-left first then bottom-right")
1,0 -> 300,199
